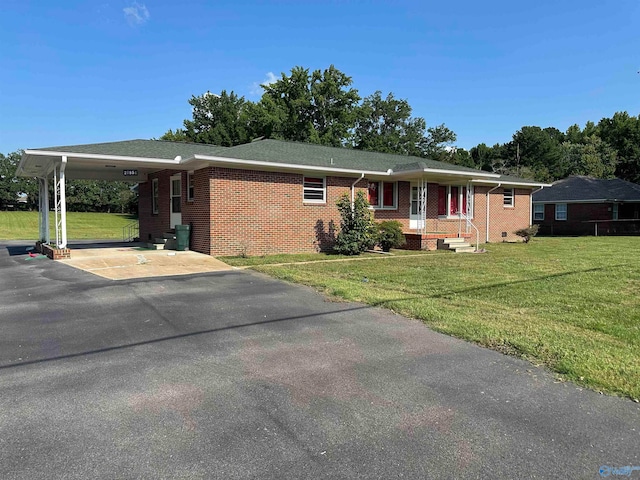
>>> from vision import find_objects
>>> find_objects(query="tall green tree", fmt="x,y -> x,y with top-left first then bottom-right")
180,90 -> 251,146
353,91 -> 427,156
560,136 -> 617,179
597,112 -> 640,184
257,65 -> 361,146
160,65 -> 457,161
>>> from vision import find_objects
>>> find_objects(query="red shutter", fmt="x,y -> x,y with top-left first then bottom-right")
461,187 -> 467,215
438,186 -> 446,215
382,182 -> 394,207
450,187 -> 458,215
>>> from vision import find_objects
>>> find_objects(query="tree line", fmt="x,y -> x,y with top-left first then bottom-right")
161,65 -> 457,160
163,65 -> 640,185
2,64 -> 639,212
452,112 -> 640,184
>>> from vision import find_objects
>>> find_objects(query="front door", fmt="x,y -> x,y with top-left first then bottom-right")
409,183 -> 425,231
170,174 -> 182,228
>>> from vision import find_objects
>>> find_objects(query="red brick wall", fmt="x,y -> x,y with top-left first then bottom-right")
208,168 -> 367,256
534,203 -> 611,235
483,187 -> 532,242
139,169 -> 535,256
180,169 -> 211,254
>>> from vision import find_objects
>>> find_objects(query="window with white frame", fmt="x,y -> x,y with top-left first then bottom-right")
503,188 -> 514,207
368,181 -> 397,209
187,171 -> 195,201
533,203 -> 544,220
410,186 -> 424,215
303,176 -> 326,203
152,178 -> 159,214
555,203 -> 567,221
437,185 -> 472,217
613,203 -> 619,220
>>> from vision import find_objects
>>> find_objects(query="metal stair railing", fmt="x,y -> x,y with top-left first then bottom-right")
456,211 -> 480,252
122,221 -> 139,242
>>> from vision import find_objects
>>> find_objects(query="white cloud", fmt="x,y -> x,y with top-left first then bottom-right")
123,2 -> 150,25
249,72 -> 278,96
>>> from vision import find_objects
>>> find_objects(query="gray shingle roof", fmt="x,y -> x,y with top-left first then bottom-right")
533,175 -> 640,202
35,139 -> 229,159
29,138 -> 543,185
212,139 -> 486,174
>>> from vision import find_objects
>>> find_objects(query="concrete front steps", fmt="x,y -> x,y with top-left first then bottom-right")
437,237 -> 476,253
147,231 -> 177,250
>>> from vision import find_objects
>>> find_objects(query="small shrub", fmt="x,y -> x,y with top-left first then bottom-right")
514,225 -> 539,243
334,191 -> 376,255
376,220 -> 406,252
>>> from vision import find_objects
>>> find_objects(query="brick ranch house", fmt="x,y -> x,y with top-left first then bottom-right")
17,139 -> 547,256
532,175 -> 640,236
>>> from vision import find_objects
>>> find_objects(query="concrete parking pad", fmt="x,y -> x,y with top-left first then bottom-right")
58,244 -> 233,280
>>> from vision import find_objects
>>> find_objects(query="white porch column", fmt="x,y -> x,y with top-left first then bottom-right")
58,156 -> 68,248
38,176 -> 50,243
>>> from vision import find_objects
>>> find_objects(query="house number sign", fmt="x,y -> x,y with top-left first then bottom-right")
123,169 -> 138,176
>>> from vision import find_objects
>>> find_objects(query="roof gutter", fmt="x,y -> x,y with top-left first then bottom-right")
486,183 -> 501,243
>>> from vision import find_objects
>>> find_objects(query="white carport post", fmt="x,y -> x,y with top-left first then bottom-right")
53,156 -> 68,248
38,176 -> 50,243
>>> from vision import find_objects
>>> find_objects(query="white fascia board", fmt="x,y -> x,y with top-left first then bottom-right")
23,149 -> 180,166
187,154 -> 386,176
471,179 -> 551,187
389,167 -> 499,179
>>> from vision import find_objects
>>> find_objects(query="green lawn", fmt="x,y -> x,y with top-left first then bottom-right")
0,211 -> 137,240
233,237 -> 640,400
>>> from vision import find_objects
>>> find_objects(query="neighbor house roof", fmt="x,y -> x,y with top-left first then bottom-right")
532,176 -> 640,203
18,138 -> 546,186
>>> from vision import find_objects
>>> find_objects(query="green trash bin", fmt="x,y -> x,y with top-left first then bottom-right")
175,224 -> 190,251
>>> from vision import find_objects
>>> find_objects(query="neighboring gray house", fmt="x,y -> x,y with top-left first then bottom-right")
532,175 -> 640,235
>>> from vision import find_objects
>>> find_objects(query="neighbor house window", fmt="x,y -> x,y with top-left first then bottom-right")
503,188 -> 514,207
555,203 -> 567,221
368,181 -> 397,209
533,204 -> 544,220
438,185 -> 472,217
303,176 -> 326,203
613,203 -> 619,220
152,178 -> 159,214
187,171 -> 195,201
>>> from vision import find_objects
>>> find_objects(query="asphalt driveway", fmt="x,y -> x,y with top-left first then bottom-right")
1,241 -> 638,479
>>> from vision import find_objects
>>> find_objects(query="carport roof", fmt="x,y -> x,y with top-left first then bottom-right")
35,139 -> 230,159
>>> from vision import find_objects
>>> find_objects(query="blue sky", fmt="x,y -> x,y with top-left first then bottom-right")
1,0 -> 639,154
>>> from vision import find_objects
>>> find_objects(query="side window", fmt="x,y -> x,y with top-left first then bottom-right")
534,204 -> 544,220
368,181 -> 397,209
555,203 -> 567,221
187,171 -> 195,201
503,188 -> 514,207
303,176 -> 325,203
